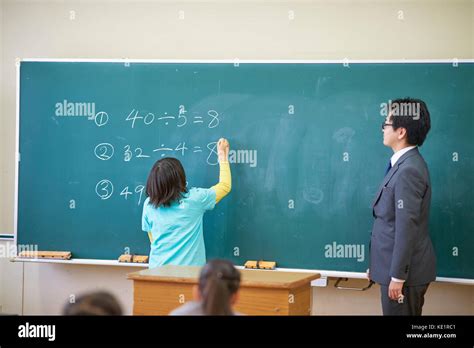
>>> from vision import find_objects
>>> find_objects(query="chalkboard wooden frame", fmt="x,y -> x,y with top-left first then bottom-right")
13,58 -> 474,284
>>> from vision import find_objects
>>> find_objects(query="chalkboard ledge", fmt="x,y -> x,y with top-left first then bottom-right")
10,257 -> 148,268
0,234 -> 14,240
269,268 -> 474,285
8,258 -> 473,285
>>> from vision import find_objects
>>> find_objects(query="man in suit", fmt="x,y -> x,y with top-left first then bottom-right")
368,97 -> 436,315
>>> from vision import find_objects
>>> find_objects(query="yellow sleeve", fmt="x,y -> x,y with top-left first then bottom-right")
210,161 -> 232,204
148,231 -> 153,243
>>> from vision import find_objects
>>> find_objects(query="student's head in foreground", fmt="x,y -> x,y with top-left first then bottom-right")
63,291 -> 123,315
170,259 -> 241,315
382,97 -> 431,150
146,157 -> 188,208
197,259 -> 241,315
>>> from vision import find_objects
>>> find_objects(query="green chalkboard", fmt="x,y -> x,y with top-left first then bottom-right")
17,60 -> 473,279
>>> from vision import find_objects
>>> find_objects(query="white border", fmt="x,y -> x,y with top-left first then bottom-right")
12,60 -> 20,242
13,58 -> 474,285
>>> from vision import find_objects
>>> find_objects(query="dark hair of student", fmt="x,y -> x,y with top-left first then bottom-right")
389,97 -> 431,146
63,291 -> 123,315
198,259 -> 241,315
146,157 -> 188,208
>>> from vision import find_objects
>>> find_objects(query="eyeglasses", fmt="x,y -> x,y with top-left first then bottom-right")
381,122 -> 394,130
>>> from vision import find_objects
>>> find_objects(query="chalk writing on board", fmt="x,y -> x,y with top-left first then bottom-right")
93,141 -> 219,164
95,181 -> 145,205
206,142 -> 218,165
93,106 -> 222,203
123,145 -> 150,161
125,107 -> 220,129
95,179 -> 114,200
94,143 -> 114,160
208,110 -> 220,128
120,185 -> 145,205
94,111 -> 109,127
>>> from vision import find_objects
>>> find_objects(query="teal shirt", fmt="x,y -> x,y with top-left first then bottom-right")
142,187 -> 216,269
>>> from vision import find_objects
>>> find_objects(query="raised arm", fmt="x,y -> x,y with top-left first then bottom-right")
211,138 -> 232,204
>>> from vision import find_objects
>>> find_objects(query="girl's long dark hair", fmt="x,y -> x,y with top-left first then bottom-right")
199,259 -> 241,315
146,157 -> 188,207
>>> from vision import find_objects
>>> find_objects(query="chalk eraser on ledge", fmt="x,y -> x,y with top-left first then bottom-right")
244,260 -> 259,269
258,261 -> 276,270
118,254 -> 133,263
132,255 -> 149,263
18,251 -> 72,260
118,254 -> 148,263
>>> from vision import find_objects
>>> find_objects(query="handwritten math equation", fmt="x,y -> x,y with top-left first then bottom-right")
93,106 -> 222,203
94,106 -> 220,129
94,141 -> 220,165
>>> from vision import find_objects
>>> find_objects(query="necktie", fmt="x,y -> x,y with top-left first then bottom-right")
385,161 -> 392,176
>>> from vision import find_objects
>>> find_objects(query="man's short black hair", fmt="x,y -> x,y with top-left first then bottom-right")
389,97 -> 431,146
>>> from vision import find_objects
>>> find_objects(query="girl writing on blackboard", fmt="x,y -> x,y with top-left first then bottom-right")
142,138 -> 231,268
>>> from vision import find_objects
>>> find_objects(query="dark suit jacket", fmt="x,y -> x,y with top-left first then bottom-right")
370,147 -> 436,286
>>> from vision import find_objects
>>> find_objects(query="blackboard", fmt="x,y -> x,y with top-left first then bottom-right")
17,60 -> 473,279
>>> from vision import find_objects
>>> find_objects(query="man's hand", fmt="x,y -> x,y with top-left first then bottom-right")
388,280 -> 404,300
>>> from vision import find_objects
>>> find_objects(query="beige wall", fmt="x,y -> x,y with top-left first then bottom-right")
0,241 -> 140,315
0,0 -> 473,315
1,243 -> 472,315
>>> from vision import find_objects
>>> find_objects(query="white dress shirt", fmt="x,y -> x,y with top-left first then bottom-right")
391,145 -> 417,167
